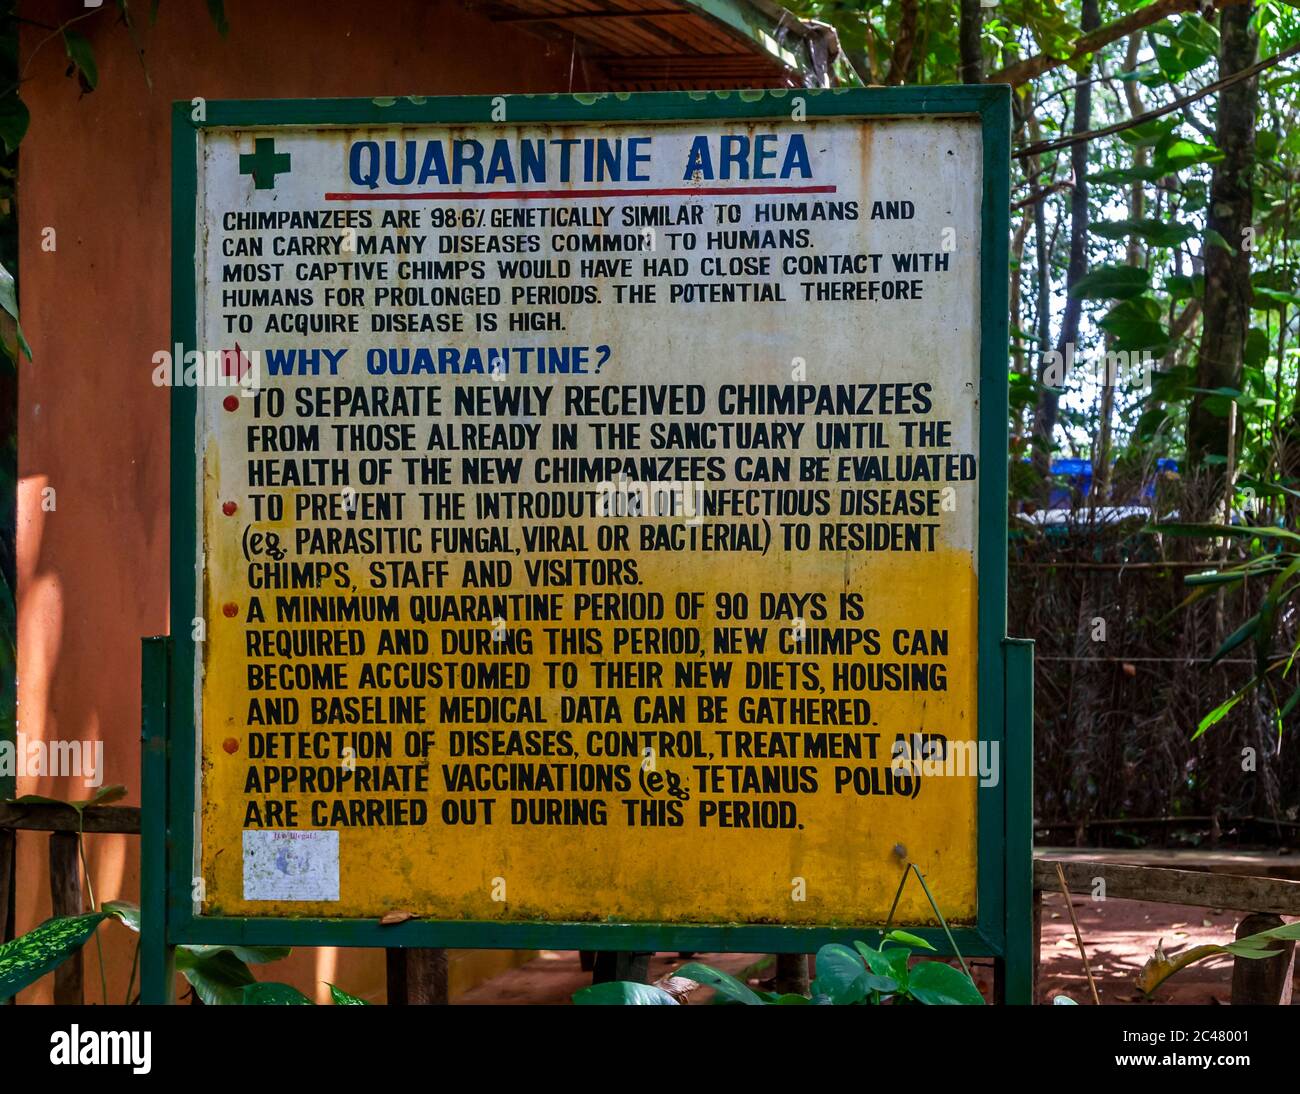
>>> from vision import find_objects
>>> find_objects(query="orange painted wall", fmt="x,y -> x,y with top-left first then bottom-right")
15,0 -> 594,1003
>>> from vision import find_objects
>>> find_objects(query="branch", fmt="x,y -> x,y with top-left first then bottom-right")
1013,179 -> 1072,210
1172,298 -> 1202,341
990,0 -> 1250,88
1015,40 -> 1300,160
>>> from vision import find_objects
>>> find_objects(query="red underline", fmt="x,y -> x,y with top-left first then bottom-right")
323,184 -> 837,201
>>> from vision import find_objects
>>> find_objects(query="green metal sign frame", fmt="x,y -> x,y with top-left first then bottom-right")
145,86 -> 1032,1003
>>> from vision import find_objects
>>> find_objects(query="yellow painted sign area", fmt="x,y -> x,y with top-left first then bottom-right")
191,116 -> 983,925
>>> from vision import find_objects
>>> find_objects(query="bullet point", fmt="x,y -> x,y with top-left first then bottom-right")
222,602 -> 238,617
223,395 -> 240,412
222,501 -> 237,516
222,737 -> 239,754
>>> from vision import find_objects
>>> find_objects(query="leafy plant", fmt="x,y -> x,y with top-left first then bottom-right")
0,911 -> 110,1000
1153,521 -> 1300,735
1135,920 -> 1300,997
0,899 -> 371,1003
573,934 -> 985,1006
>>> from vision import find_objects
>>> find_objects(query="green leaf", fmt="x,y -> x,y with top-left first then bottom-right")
1052,994 -> 1079,1004
1254,556 -> 1300,670
1092,219 -> 1196,248
1099,297 -> 1170,352
1221,944 -> 1284,959
810,943 -> 869,1005
907,961 -> 986,1005
572,980 -> 679,1005
672,961 -> 765,1005
0,93 -> 29,155
1278,683 -> 1300,721
1117,117 -> 1179,148
0,913 -> 107,999
327,983 -> 369,1004
62,30 -> 98,92
102,900 -> 141,931
1184,570 -> 1249,587
883,929 -> 936,951
1252,286 -> 1300,311
1089,163 -> 1168,187
183,943 -> 290,966
1194,678 -> 1259,739
1150,522 -> 1300,543
1070,265 -> 1150,301
1164,273 -> 1204,301
1209,613 -> 1260,666
240,981 -> 314,1005
852,941 -> 900,992
884,946 -> 911,991
1205,227 -> 1236,254
0,261 -> 32,361
175,947 -> 257,1005
13,784 -> 126,815
1158,138 -> 1222,170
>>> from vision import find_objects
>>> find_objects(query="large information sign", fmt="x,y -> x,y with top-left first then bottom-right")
165,90 -> 1026,973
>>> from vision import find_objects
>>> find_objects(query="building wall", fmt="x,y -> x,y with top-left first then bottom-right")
16,0 -> 593,1004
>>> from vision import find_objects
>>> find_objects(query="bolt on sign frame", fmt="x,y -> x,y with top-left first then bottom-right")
146,86 -> 1032,1004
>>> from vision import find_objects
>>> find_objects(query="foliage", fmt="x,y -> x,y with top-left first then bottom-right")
571,933 -> 985,1005
1148,519 -> 1300,734
0,899 -> 369,1003
1136,919 -> 1300,997
0,911 -> 109,999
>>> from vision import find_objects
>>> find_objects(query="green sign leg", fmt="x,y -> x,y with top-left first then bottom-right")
1001,638 -> 1035,1004
141,636 -> 176,1004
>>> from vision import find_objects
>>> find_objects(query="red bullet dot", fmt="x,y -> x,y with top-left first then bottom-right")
222,602 -> 238,617
223,395 -> 240,412
222,501 -> 237,516
222,737 -> 239,754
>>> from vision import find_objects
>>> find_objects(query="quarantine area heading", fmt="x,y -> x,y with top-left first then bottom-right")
347,134 -> 814,189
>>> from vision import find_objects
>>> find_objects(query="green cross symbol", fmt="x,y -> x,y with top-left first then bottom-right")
239,138 -> 291,190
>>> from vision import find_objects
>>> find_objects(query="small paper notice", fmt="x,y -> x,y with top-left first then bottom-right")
242,830 -> 339,901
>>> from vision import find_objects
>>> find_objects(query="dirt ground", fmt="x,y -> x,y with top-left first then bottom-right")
1036,892 -> 1274,1005
456,895 -> 1296,1004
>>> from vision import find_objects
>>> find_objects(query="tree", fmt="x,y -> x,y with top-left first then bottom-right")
959,0 -> 983,84
1185,2 -> 1260,501
1031,0 -> 1101,499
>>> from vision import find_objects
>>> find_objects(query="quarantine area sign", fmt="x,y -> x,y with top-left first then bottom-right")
166,91 -> 1027,967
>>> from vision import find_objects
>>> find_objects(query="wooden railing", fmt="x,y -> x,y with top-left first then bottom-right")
0,800 -> 451,1003
1033,854 -> 1300,1004
0,801 -> 140,1003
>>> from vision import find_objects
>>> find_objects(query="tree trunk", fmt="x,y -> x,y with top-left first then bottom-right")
1122,35 -> 1147,270
1186,2 -> 1258,509
1031,0 -> 1101,500
1095,340 -> 1116,502
889,0 -> 919,84
1010,209 -> 1032,438
959,0 -> 983,83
